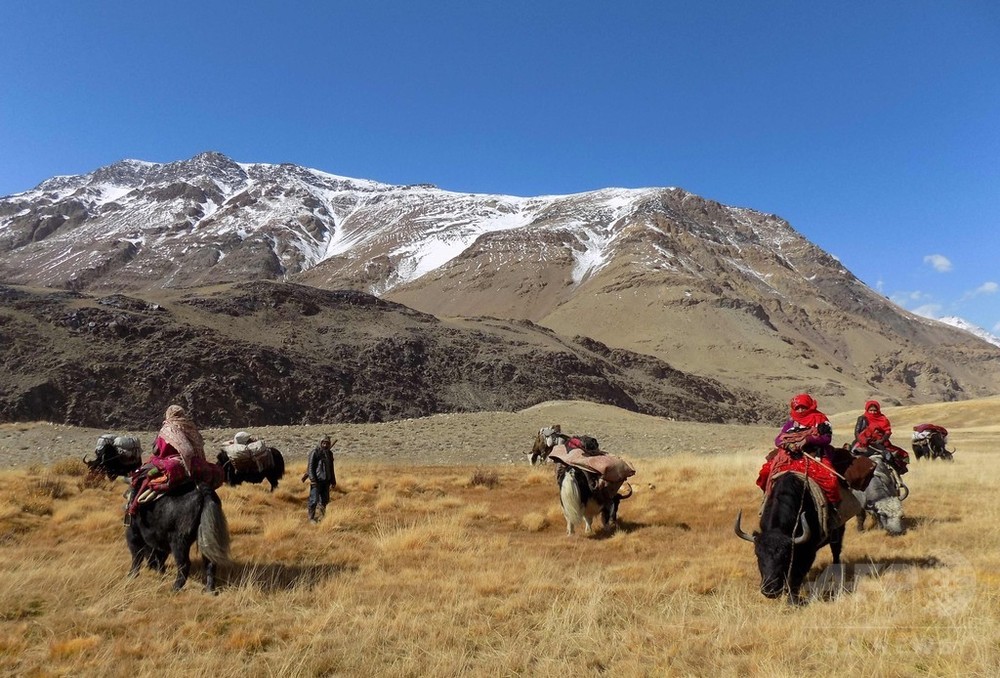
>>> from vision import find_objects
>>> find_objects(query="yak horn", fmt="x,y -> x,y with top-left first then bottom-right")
734,510 -> 755,543
617,482 -> 634,499
82,453 -> 92,465
792,513 -> 811,545
898,483 -> 910,501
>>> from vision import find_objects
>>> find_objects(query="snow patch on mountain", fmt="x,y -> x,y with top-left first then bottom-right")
0,152 -> 830,296
938,316 -> 1000,348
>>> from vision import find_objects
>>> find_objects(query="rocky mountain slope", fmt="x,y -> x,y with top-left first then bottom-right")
2,151 -> 997,417
0,282 -> 776,428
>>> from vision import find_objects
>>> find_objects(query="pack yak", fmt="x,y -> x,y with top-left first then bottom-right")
216,439 -> 285,491
911,424 -> 954,461
556,463 -> 633,535
550,439 -> 635,536
528,425 -> 569,465
84,434 -> 143,480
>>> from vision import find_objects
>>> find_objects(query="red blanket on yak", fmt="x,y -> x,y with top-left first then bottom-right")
126,455 -> 224,517
756,448 -> 840,504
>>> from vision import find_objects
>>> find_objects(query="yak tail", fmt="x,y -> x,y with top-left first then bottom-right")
560,469 -> 585,526
273,449 -> 286,480
198,491 -> 231,565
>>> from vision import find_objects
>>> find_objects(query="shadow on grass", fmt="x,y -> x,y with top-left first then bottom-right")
901,514 -> 960,530
222,561 -> 359,592
806,554 -> 956,603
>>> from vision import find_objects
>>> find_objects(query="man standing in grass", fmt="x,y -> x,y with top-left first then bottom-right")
303,435 -> 336,523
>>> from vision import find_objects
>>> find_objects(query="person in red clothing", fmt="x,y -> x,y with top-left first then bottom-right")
756,393 -> 841,505
853,400 -> 909,475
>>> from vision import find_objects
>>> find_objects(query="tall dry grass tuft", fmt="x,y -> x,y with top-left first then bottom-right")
468,468 -> 500,489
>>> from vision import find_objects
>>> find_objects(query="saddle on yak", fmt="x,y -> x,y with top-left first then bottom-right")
548,444 -> 635,495
124,455 -> 224,522
762,466 -> 862,541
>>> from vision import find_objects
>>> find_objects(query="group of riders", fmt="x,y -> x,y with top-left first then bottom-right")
756,394 -> 911,519
122,405 -> 337,523
127,395 -> 918,526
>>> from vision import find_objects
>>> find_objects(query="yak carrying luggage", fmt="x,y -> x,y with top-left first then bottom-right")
87,433 -> 144,479
565,435 -> 601,455
912,423 -> 948,441
912,423 -> 953,460
97,433 -> 143,467
222,437 -> 274,474
548,444 -> 636,495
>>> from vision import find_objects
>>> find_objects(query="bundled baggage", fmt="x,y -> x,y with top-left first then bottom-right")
96,433 -> 143,467
221,433 -> 274,474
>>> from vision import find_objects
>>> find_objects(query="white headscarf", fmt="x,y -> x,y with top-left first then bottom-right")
157,405 -> 206,471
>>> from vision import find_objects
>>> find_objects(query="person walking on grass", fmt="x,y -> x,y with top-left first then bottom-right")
303,435 -> 336,523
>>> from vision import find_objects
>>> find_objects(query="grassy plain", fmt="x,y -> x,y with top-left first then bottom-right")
1,398 -> 999,676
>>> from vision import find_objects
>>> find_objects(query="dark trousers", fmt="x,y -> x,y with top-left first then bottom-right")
308,482 -> 331,520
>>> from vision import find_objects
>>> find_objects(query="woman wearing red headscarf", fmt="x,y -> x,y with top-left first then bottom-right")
756,393 -> 841,504
853,400 -> 909,475
775,393 -> 832,450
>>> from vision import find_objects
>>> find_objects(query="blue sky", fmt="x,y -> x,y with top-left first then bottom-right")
3,2 -> 998,334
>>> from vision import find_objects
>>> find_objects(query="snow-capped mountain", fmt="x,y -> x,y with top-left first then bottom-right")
939,316 -> 1000,348
0,151 -> 818,297
2,151 -> 999,412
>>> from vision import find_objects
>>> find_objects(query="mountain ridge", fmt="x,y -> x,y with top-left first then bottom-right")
0,281 -> 777,428
2,151 -> 997,418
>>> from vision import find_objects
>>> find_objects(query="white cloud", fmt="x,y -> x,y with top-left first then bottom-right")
958,281 -> 998,303
890,290 -> 931,308
912,303 -> 942,319
923,254 -> 952,273
994,321 -> 1000,335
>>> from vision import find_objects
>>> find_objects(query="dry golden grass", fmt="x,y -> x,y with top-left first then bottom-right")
1,399 -> 999,675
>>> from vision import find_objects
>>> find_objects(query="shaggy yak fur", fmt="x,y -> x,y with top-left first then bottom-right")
126,483 -> 231,592
555,462 -> 632,535
735,472 -> 847,605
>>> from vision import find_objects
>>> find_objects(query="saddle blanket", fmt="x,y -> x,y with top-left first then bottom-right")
548,445 -> 636,483
763,470 -> 862,544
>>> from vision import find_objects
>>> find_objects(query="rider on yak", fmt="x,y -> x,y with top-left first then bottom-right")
853,400 -> 909,475
756,394 -> 846,513
125,405 -> 222,521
